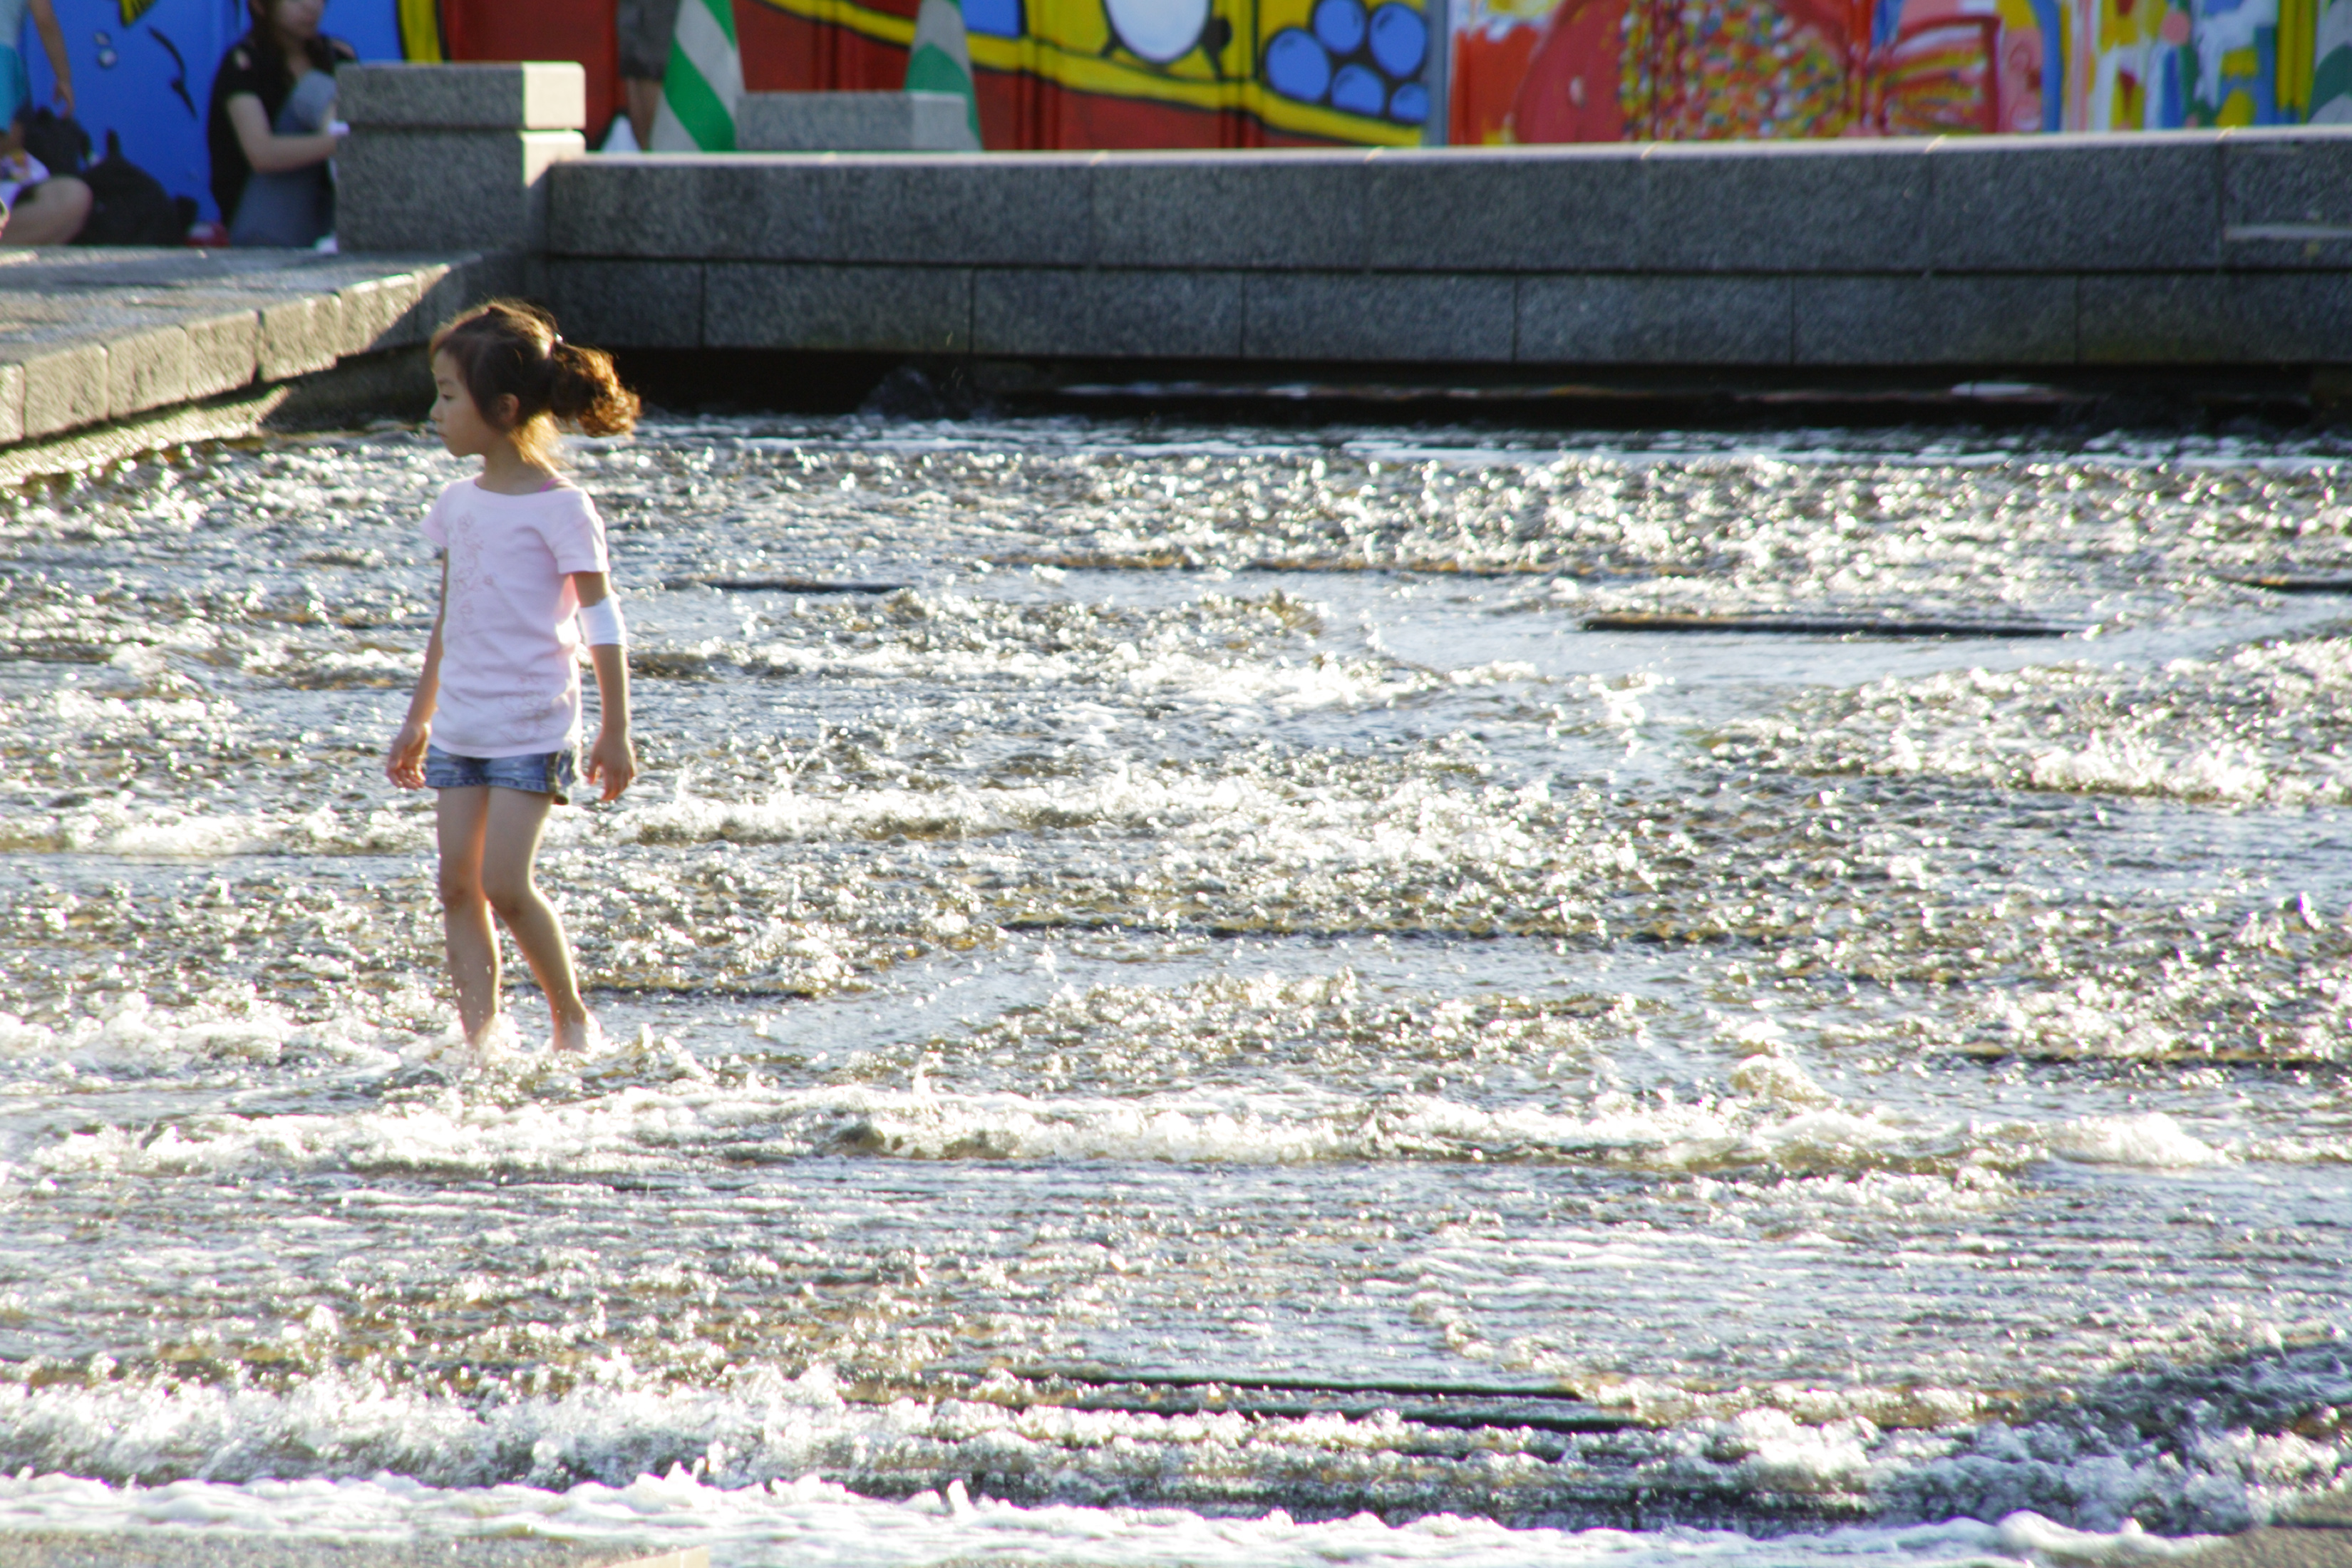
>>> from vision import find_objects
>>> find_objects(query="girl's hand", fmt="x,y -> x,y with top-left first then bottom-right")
386,719 -> 430,789
584,727 -> 636,803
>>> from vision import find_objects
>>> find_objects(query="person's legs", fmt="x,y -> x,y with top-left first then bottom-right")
1,176 -> 88,244
617,0 -> 683,145
477,785 -> 593,1048
626,78 -> 662,147
434,785 -> 502,1043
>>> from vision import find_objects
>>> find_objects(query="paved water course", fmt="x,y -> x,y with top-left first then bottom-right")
0,1524 -> 2336,1564
0,1537 -> 701,1567
2187,1515 -> 2352,1567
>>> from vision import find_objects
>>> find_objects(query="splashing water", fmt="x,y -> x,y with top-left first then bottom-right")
0,416 -> 2347,1564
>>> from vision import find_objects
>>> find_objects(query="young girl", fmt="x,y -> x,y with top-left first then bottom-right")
385,300 -> 641,1052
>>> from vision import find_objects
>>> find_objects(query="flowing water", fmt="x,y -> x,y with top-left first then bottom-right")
0,413 -> 2347,1566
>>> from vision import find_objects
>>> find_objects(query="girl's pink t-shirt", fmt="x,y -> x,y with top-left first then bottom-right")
421,478 -> 612,758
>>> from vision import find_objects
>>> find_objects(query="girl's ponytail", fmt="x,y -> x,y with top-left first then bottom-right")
548,340 -> 639,438
432,299 -> 639,465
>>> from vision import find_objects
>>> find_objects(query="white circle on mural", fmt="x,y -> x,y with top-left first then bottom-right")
1106,0 -> 1212,63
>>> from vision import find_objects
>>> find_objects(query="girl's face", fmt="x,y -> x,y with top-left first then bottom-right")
262,0 -> 326,43
430,353 -> 509,460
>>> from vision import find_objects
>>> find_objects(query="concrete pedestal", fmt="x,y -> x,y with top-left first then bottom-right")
338,62 -> 588,252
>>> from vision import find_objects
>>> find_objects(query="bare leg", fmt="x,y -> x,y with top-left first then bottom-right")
478,786 -> 593,1049
1,177 -> 92,246
433,787 -> 501,1044
626,78 -> 662,147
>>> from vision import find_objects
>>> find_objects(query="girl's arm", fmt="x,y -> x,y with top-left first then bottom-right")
386,559 -> 447,788
225,94 -> 338,174
29,0 -> 71,115
574,572 -> 636,802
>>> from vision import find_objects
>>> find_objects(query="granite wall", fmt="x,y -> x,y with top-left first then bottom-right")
533,133 -> 2352,369
336,65 -> 2352,371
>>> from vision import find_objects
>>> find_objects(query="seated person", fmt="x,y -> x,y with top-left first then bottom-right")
205,0 -> 354,247
0,0 -> 86,245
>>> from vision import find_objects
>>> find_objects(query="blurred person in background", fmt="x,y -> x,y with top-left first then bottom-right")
0,0 -> 86,243
617,0 -> 681,148
207,0 -> 354,246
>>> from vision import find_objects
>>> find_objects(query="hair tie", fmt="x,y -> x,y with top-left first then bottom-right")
550,334 -> 564,349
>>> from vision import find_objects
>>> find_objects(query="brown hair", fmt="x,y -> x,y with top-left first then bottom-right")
430,299 -> 639,469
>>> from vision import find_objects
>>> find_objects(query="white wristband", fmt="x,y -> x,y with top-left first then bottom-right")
579,596 -> 626,646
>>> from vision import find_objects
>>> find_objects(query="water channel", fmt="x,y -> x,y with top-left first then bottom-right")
0,413 -> 2345,1565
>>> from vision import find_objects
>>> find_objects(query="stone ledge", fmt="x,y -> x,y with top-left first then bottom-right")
542,130 -> 2352,278
537,256 -> 2352,368
0,247 -> 516,459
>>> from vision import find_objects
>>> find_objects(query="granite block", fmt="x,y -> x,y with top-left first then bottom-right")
780,159 -> 1087,264
2220,130 -> 2352,267
257,292 -> 344,379
972,268 -> 1243,356
737,91 -> 978,151
372,264 -> 448,346
546,159 -> 701,256
339,129 -> 582,253
549,156 -> 1090,265
1794,274 -> 2075,364
1366,146 -> 1642,271
545,259 -> 706,349
182,309 -> 260,397
908,92 -> 979,152
1517,274 -> 1790,363
1639,141 -> 1930,272
103,321 -> 191,417
79,285 -> 262,397
0,338 -> 108,437
703,262 -> 969,352
334,277 -> 398,356
1093,153 -> 1373,269
2080,271 -> 2352,362
340,269 -> 434,353
1922,133 -> 2220,270
340,62 -> 587,130
1242,272 -> 1515,361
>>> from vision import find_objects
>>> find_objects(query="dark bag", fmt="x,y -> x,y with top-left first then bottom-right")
75,131 -> 197,247
19,107 -> 89,175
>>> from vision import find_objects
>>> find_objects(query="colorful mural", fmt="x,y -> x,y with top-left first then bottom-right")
1455,0 -> 2352,145
741,0 -> 1435,146
31,0 -> 2352,233
16,0 -> 442,223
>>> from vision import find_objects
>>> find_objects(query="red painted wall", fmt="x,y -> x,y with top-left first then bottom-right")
440,0 -> 626,142
441,0 -> 1341,151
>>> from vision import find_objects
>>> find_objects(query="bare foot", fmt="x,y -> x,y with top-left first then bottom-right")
552,1012 -> 603,1053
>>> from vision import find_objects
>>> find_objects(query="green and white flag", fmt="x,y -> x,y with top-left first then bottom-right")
904,0 -> 983,148
651,0 -> 743,151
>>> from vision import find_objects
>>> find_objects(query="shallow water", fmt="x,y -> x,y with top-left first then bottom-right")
0,416 -> 2347,1564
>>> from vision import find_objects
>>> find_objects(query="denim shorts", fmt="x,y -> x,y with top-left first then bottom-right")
423,745 -> 576,804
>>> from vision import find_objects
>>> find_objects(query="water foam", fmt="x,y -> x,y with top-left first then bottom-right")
0,1469 -> 2224,1567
